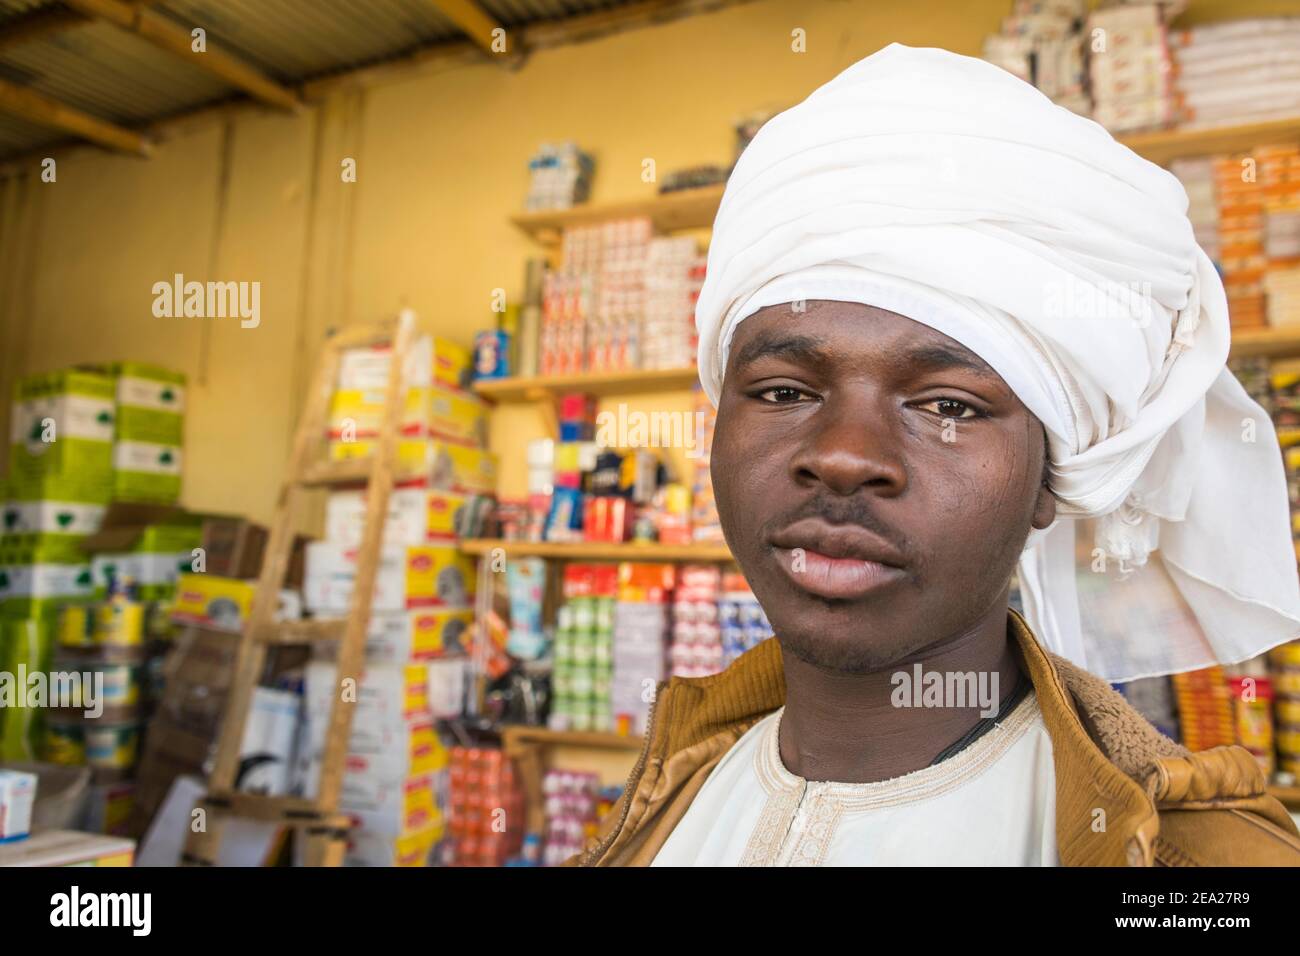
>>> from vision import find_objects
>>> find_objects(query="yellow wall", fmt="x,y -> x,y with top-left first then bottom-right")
0,0 -> 1293,524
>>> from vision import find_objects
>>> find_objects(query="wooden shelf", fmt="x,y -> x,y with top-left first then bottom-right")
1230,327 -> 1300,360
510,183 -> 724,244
501,725 -> 645,751
473,365 -> 698,401
1268,783 -> 1300,812
458,538 -> 733,562
1120,117 -> 1300,166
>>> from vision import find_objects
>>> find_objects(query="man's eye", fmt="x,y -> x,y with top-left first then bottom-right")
757,386 -> 810,404
922,399 -> 979,419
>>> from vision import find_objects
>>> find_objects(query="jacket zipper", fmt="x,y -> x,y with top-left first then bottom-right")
583,681 -> 664,865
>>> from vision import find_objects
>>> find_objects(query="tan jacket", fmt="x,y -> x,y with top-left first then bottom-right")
572,612 -> 1300,866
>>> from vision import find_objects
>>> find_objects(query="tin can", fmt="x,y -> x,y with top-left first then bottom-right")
84,723 -> 140,770
58,605 -> 97,648
44,719 -> 85,766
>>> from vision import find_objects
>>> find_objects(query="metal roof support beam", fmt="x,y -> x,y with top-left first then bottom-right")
0,75 -> 150,155
62,0 -> 302,111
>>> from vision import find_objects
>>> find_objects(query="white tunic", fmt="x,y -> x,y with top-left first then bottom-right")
651,690 -> 1059,866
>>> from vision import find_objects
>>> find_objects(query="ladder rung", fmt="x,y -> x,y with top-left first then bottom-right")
298,458 -> 425,487
298,459 -> 373,486
201,791 -> 353,830
259,618 -> 346,644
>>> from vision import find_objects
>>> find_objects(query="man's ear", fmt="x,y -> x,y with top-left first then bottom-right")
1032,477 -> 1056,530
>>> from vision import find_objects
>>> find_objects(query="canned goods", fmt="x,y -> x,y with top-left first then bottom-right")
97,601 -> 144,647
572,600 -> 595,632
44,719 -> 85,765
58,605 -> 96,648
1276,698 -> 1300,724
572,634 -> 596,665
84,723 -> 140,770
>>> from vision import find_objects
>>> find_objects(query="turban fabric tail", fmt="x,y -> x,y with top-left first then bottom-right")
694,43 -> 1300,683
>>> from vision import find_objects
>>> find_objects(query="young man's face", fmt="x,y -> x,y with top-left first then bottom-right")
711,300 -> 1056,673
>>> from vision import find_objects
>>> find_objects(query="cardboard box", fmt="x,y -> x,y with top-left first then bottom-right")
304,660 -> 430,725
327,439 -> 497,495
1,500 -> 106,537
327,384 -> 487,446
324,488 -> 467,547
8,370 -> 115,482
303,542 -> 475,613
0,769 -> 37,840
345,825 -> 440,867
337,335 -> 471,392
170,574 -> 301,633
0,533 -> 94,617
365,607 -> 473,663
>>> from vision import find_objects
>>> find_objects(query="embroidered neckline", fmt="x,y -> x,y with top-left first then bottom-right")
738,692 -> 1043,866
755,690 -> 1041,811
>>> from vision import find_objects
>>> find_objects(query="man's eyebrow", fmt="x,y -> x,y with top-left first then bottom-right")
730,332 -> 830,371
902,343 -> 999,379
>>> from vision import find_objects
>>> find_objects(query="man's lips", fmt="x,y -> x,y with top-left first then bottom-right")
769,520 -> 907,600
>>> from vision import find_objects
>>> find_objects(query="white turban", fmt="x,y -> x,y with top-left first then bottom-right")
695,43 -> 1300,682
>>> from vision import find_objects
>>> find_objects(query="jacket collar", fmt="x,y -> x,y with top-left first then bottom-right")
632,610 -> 1162,866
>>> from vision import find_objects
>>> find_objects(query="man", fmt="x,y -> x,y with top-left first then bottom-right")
572,44 -> 1300,866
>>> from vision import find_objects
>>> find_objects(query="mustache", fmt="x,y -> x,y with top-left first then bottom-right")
765,497 -> 912,556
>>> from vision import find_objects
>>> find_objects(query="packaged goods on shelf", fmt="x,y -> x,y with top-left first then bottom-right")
0,768 -> 37,840
304,659 -> 431,731
1170,157 -> 1221,262
472,329 -> 511,380
719,571 -> 774,667
324,487 -> 469,547
611,562 -> 674,736
110,363 -> 185,504
0,533 -> 94,618
1272,640 -> 1300,775
0,617 -> 55,760
337,334 -> 471,393
346,825 -> 441,867
1085,4 -> 1174,134
541,770 -> 599,866
7,370 -> 115,488
1171,666 -> 1237,752
303,541 -> 475,613
365,607 -> 473,663
524,142 -> 594,212
327,383 -> 487,445
550,564 -> 617,732
506,557 -> 546,660
1227,675 -> 1275,775
642,237 -> 705,370
446,746 -> 525,866
1169,18 -> 1300,129
170,573 -> 301,635
983,0 -> 1089,114
1,499 -> 106,537
327,438 -> 497,495
670,564 -> 724,678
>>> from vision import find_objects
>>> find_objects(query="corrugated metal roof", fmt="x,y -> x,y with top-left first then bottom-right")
0,0 -> 657,161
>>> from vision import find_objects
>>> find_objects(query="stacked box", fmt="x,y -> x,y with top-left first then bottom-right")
88,518 -> 203,600
1086,4 -> 1174,134
328,384 -> 487,446
1259,144 -> 1300,328
1170,158 -> 1222,263
550,567 -> 616,733
541,770 -> 599,867
446,746 -> 525,866
1271,641 -> 1300,776
110,363 -> 185,504
0,533 -> 94,619
7,370 -> 115,507
612,563 -> 673,736
324,486 -> 468,548
642,237 -> 704,370
719,571 -> 774,667
1169,19 -> 1300,129
1170,666 -> 1237,751
670,564 -> 724,678
302,541 -> 475,613
300,660 -> 447,867
690,385 -> 723,542
983,0 -> 1089,115
0,616 -> 56,760
524,142 -> 593,212
1214,155 -> 1268,330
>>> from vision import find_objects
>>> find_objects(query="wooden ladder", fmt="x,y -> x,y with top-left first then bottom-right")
183,309 -> 416,867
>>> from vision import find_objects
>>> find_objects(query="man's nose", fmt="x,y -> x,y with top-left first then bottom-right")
788,391 -> 907,497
